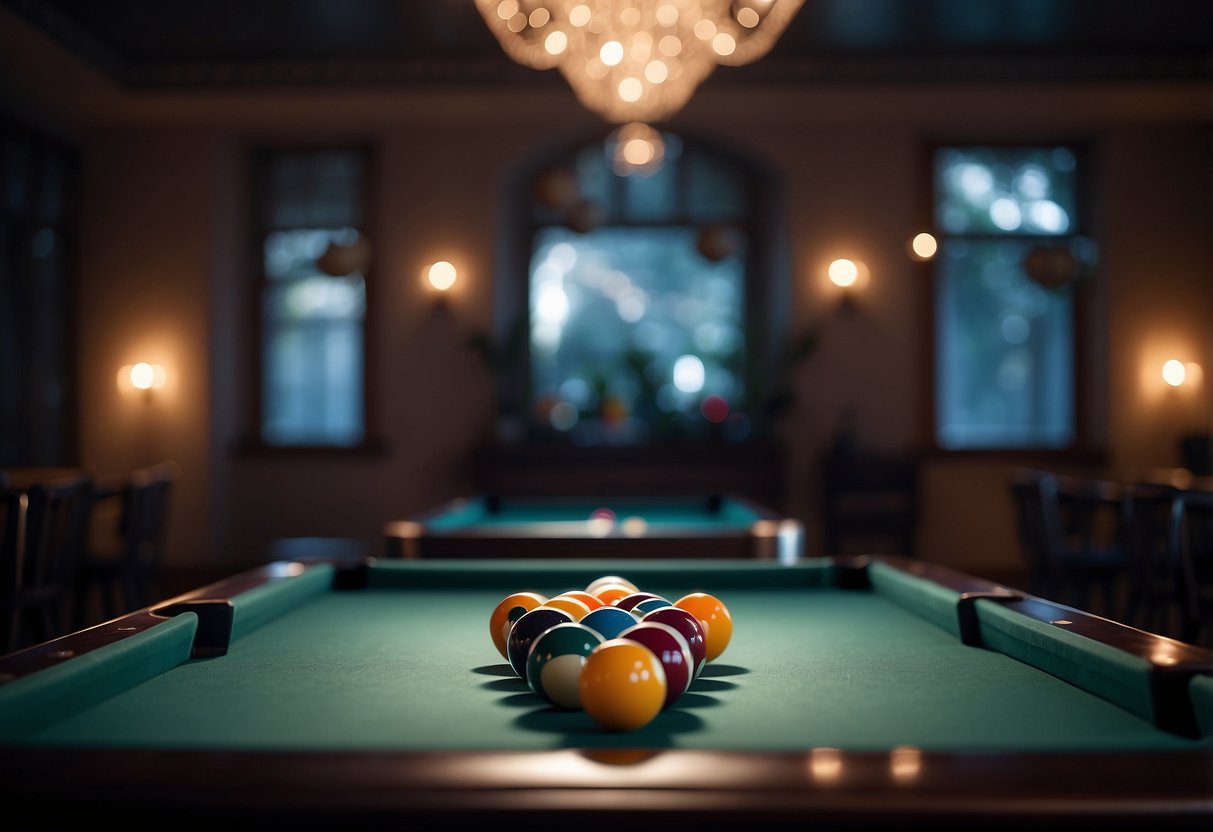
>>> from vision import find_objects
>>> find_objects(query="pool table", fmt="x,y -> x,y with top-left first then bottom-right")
1,555 -> 1211,830
383,493 -> 805,562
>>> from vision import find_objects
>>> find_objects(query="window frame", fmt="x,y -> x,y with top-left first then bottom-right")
239,143 -> 385,457
920,137 -> 1104,463
495,127 -> 788,447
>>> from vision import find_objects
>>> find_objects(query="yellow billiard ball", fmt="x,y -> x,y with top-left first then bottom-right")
674,592 -> 733,662
579,639 -> 667,731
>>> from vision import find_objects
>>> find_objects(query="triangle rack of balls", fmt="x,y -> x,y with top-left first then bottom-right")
489,574 -> 733,731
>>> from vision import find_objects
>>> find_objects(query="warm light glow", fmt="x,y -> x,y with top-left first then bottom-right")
611,122 -> 666,177
475,0 -> 805,125
1163,359 -> 1187,387
119,362 -> 167,392
910,232 -> 938,260
427,261 -> 458,292
828,259 -> 860,288
890,746 -> 922,783
809,747 -> 843,783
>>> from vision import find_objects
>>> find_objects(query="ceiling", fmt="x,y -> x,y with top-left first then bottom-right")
3,0 -> 1211,88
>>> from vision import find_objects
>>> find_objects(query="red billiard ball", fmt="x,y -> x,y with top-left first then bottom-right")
618,621 -> 693,708
507,606 -> 575,678
641,606 -> 707,680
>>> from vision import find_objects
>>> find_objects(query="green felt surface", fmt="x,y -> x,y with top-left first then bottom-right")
425,496 -> 760,531
17,563 -> 1210,753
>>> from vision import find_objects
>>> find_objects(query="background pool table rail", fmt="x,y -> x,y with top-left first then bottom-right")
383,492 -> 805,561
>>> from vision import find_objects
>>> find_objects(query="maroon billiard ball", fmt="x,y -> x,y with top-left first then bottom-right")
617,620 -> 693,708
641,605 -> 707,680
614,592 -> 667,612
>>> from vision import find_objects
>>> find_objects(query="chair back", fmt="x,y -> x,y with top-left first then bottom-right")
119,462 -> 175,605
1171,489 -> 1213,644
822,451 -> 920,557
1007,469 -> 1064,596
1120,483 -> 1180,632
1,474 -> 94,653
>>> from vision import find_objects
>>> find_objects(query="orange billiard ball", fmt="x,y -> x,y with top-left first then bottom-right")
489,591 -> 547,659
579,639 -> 667,731
543,595 -> 592,621
674,592 -> 733,662
592,583 -> 636,606
554,590 -> 605,612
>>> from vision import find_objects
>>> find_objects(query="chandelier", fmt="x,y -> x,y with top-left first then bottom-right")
475,1 -> 805,125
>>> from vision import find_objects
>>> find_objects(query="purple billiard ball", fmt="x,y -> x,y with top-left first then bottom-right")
507,606 -> 574,678
580,606 -> 639,640
618,620 -> 693,708
641,605 -> 707,680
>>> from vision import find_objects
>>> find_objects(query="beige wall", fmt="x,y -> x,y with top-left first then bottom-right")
4,9 -> 1211,580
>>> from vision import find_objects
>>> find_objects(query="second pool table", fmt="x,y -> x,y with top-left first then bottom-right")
383,492 -> 805,561
0,555 -> 1211,830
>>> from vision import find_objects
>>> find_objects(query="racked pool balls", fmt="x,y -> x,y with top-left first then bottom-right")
507,606 -> 574,677
674,592 -> 732,662
580,606 -> 639,640
618,621 -> 693,708
579,638 -> 667,731
525,622 -> 603,709
489,591 -> 547,659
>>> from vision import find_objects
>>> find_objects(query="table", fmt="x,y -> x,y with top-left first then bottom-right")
1,556 -> 1211,829
383,493 -> 804,562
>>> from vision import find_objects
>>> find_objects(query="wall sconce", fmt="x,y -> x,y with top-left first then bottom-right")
426,260 -> 458,293
827,258 -> 869,310
118,362 -> 167,393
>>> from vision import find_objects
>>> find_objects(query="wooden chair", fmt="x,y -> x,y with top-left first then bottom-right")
1,474 -> 95,654
1120,483 -> 1185,636
1007,469 -> 1128,618
73,462 -> 175,626
822,451 -> 920,557
1171,489 -> 1213,645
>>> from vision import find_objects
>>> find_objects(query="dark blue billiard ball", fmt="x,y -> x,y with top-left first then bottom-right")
579,606 -> 639,641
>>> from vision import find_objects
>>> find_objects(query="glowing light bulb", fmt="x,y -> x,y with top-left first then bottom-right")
828,259 -> 859,288
1162,359 -> 1187,387
427,261 -> 457,292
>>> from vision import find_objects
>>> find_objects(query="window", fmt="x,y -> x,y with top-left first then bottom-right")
503,130 -> 787,447
930,144 -> 1091,451
0,118 -> 78,466
252,148 -> 372,449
